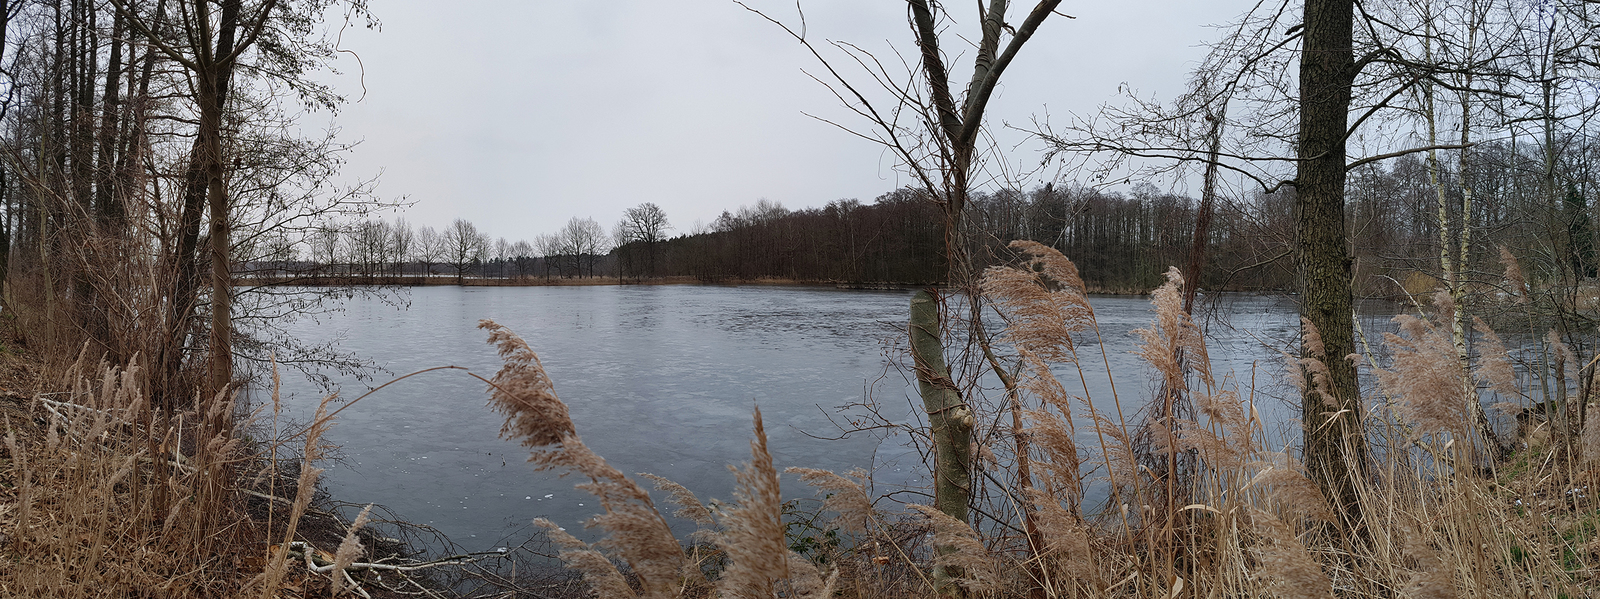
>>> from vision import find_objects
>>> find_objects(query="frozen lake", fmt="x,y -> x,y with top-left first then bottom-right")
259,285 -> 1312,552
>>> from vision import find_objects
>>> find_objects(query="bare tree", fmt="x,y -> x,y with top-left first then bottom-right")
561,216 -> 608,278
511,239 -> 534,279
347,220 -> 388,277
534,233 -> 563,278
442,218 -> 489,283
415,225 -> 442,276
744,1 -> 1066,591
493,237 -> 511,279
389,218 -> 415,275
616,202 -> 671,278
112,0 -> 302,393
310,226 -> 343,272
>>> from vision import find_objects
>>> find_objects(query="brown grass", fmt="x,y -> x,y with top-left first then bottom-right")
0,353 -> 266,598
0,333 -> 453,598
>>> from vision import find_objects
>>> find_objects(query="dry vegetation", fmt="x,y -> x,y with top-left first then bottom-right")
6,242 -> 1600,598
0,326 -> 490,598
476,242 -> 1600,599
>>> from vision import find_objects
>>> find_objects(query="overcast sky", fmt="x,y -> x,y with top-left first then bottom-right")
310,1 -> 1258,243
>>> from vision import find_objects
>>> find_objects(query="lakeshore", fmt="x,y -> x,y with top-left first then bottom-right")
236,273 -> 1175,295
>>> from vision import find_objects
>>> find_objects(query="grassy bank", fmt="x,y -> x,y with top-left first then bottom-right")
0,322 -> 501,598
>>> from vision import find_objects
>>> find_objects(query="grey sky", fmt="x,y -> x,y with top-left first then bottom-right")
313,1 -> 1256,243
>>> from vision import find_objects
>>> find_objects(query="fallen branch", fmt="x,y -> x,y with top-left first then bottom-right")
286,540 -> 508,573
297,544 -> 373,599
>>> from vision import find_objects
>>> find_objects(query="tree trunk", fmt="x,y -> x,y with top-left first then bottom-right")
1184,104 -> 1226,314
0,0 -> 12,304
910,289 -> 972,593
1296,0 -> 1368,528
95,9 -> 125,226
158,0 -> 240,401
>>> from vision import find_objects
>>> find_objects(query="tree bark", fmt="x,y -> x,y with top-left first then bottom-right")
95,8 -> 126,226
0,0 -> 13,304
155,0 -> 241,400
901,6 -> 1061,544
1296,0 -> 1368,528
909,289 -> 972,593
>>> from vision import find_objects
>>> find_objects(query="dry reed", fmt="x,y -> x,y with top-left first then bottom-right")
457,246 -> 1600,599
787,466 -> 874,535
1251,510 -> 1334,599
910,503 -> 1000,595
1379,310 -> 1469,438
1499,244 -> 1530,303
715,407 -> 791,598
981,239 -> 1096,363
641,472 -> 716,527
330,503 -> 374,595
0,354 -> 266,597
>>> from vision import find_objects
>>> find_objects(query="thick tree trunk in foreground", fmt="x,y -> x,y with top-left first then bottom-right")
909,289 -> 973,591
1296,0 -> 1368,527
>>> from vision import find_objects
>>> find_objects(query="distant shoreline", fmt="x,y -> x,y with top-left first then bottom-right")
237,274 -> 1173,296
238,274 -> 938,290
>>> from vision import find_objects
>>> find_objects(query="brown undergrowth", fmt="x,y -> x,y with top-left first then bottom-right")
0,319 -> 457,598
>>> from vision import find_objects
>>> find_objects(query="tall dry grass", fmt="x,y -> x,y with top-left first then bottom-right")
0,344 -> 429,598
487,240 -> 1600,598
0,354 -> 266,598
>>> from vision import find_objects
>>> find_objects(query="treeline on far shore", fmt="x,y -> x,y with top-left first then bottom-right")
282,143 -> 1598,297
258,184 -> 1262,293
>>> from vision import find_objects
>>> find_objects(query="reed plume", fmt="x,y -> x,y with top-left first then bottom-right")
786,466 -> 874,534
330,503 -> 373,595
1288,318 -> 1339,410
640,472 -> 715,527
980,240 -> 1095,363
983,241 -> 1096,518
536,518 -> 638,598
785,552 -> 838,598
478,319 -> 574,447
1251,510 -> 1334,599
1019,350 -> 1085,509
1134,267 -> 1212,393
1027,489 -> 1096,588
1085,399 -> 1140,497
716,407 -> 790,598
1378,311 -> 1466,438
1249,452 -> 1333,523
1583,405 -> 1600,466
911,503 -> 999,595
1499,245 -> 1529,303
1548,329 -> 1577,384
1179,387 -> 1250,471
478,320 -> 685,596
1472,316 -> 1518,400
